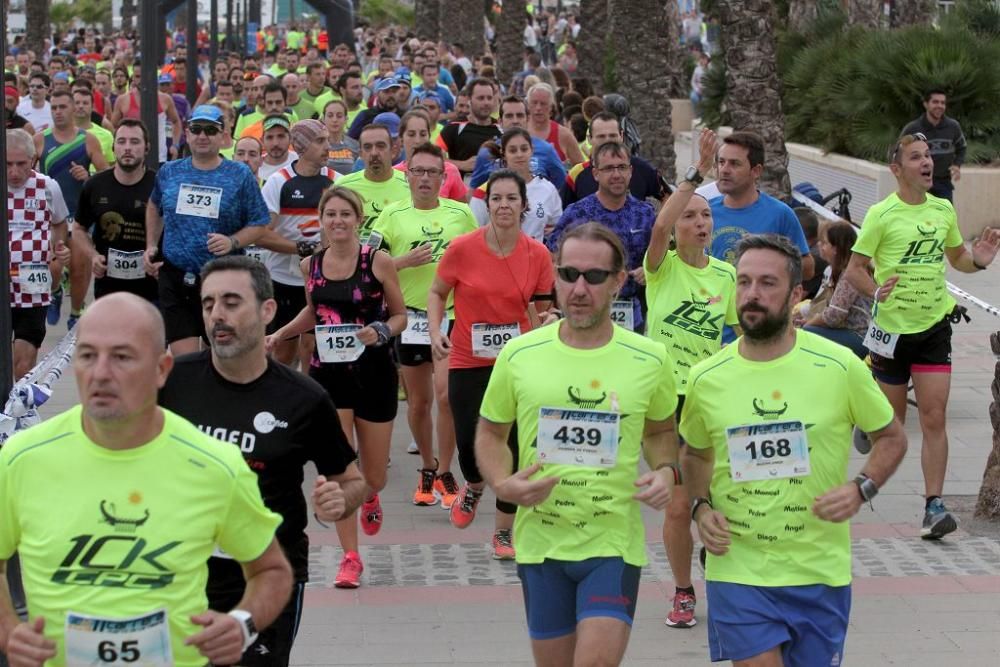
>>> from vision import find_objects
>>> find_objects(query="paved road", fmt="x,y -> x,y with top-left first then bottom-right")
28,261 -> 1000,666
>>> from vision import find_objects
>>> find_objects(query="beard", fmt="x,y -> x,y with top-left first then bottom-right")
738,300 -> 791,342
210,324 -> 257,359
117,155 -> 142,172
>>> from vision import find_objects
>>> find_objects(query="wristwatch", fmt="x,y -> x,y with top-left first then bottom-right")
683,165 -> 704,186
228,609 -> 258,652
853,474 -> 879,502
690,496 -> 713,521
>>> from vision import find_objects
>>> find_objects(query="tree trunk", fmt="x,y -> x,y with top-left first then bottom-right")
975,358 -> 1000,519
415,0 -> 439,41
890,0 -> 937,28
25,0 -> 50,59
717,0 -> 790,199
607,0 -> 676,179
122,0 -> 137,32
847,0 -> 883,29
495,0 -> 525,88
439,0 -> 485,59
575,0 -> 606,94
787,0 -> 818,33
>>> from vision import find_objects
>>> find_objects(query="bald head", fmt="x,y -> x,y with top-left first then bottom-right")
79,293 -> 166,354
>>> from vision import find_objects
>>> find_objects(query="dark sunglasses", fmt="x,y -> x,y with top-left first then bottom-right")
188,125 -> 221,136
556,266 -> 614,285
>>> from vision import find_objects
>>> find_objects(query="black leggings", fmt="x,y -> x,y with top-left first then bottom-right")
449,365 -> 519,515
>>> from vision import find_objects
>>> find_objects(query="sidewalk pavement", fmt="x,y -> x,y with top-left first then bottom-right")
31,265 -> 1000,666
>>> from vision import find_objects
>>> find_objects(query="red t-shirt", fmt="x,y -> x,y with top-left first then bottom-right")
436,227 -> 554,369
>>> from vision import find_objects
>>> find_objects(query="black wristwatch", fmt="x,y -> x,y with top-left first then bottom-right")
690,496 -> 713,521
683,165 -> 704,186
853,474 -> 879,502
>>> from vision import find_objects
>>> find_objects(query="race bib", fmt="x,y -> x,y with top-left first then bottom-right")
471,322 -> 520,359
536,407 -> 620,468
610,300 -> 634,330
726,420 -> 810,482
863,322 -> 898,359
65,608 -> 173,667
176,184 -> 222,219
106,248 -> 145,280
245,245 -> 265,263
17,262 -> 50,295
316,324 -> 365,363
401,309 -> 448,346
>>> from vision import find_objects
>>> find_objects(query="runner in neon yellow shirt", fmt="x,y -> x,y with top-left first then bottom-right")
337,124 -> 411,242
0,294 -> 294,667
371,143 -> 477,510
643,129 -> 738,630
478,222 -> 679,665
684,234 -> 907,665
845,133 -> 1000,539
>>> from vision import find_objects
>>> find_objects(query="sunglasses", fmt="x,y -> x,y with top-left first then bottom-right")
556,266 -> 614,285
890,132 -> 928,163
188,125 -> 221,136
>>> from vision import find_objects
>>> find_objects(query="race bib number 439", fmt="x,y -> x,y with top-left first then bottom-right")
536,407 -> 620,468
65,608 -> 173,666
726,420 -> 810,482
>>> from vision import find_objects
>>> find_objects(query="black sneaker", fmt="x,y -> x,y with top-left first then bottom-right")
921,498 -> 958,540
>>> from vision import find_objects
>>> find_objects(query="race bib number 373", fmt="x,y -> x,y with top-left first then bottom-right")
65,608 -> 173,666
176,184 -> 222,219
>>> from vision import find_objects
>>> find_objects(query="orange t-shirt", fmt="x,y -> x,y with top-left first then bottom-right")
436,227 -> 554,369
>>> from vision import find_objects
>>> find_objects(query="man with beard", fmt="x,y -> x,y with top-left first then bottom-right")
159,256 -> 364,667
469,95 -> 566,188
546,141 -> 654,332
258,115 -> 298,182
346,76 -> 399,140
476,222 -> 679,665
336,123 -> 410,243
74,119 -> 159,303
436,78 -> 501,176
682,234 -> 908,667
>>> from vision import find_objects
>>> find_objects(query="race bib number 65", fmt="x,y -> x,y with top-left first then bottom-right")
65,608 -> 173,666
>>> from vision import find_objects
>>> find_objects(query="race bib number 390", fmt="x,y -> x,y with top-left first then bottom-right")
726,420 -> 810,482
65,608 -> 173,666
863,322 -> 898,359
536,407 -> 620,468
176,184 -> 222,219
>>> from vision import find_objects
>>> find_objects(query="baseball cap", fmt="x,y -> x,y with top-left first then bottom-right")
290,119 -> 326,153
158,73 -> 173,84
262,114 -> 291,133
374,77 -> 401,93
53,71 -> 70,82
188,104 -> 225,126
417,91 -> 441,106
372,112 -> 401,138
4,86 -> 18,100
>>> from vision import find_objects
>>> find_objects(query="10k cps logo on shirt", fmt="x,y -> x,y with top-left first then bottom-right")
253,411 -> 289,434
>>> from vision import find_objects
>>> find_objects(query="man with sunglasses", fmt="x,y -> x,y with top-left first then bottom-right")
17,73 -> 53,132
477,221 -> 680,666
846,133 -> 1000,540
546,141 -> 654,333
144,105 -> 269,356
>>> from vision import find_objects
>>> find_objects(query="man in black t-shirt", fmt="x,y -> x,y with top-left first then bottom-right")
159,255 -> 365,667
74,119 -> 160,303
437,78 -> 501,175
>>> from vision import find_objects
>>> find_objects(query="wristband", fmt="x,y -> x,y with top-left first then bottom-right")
873,287 -> 881,302
690,496 -> 713,521
370,321 -> 391,346
229,235 -> 241,252
972,258 -> 988,271
655,462 -> 682,485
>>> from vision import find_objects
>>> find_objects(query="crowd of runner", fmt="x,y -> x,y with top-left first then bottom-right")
1,10 -> 999,667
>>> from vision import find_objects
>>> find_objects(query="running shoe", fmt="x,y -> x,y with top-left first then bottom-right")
921,498 -> 958,540
852,426 -> 872,455
492,529 -> 515,560
334,550 -> 363,588
413,467 -> 439,506
434,472 -> 460,510
47,287 -> 63,326
66,310 -> 82,330
450,484 -> 483,529
664,590 -> 698,628
360,494 -> 383,536
407,440 -> 419,454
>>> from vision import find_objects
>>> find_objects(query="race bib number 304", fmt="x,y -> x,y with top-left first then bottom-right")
726,420 -> 810,482
176,184 -> 222,219
536,407 -> 620,468
65,608 -> 173,666
107,248 -> 145,280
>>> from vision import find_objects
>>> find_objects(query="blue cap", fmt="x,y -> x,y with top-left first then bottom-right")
158,73 -> 173,84
372,112 -> 400,138
394,66 -> 411,77
188,105 -> 224,126
53,71 -> 70,81
417,91 -> 441,105
374,77 -> 401,93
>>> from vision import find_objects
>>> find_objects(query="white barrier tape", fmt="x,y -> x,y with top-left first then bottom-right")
792,192 -> 1000,319
0,328 -> 78,444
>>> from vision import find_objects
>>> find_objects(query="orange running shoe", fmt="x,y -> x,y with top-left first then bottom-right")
434,471 -> 460,510
413,467 -> 439,506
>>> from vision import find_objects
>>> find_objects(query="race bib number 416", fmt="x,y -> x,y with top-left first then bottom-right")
65,608 -> 173,666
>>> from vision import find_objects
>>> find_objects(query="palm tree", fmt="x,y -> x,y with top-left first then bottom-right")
847,0 -> 882,28
787,0 -> 819,32
976,376 -> 1000,519
575,0 -> 607,94
439,0 -> 485,58
495,0 -> 526,87
25,0 -> 50,58
891,0 -> 937,27
415,0 -> 439,41
715,0 -> 790,199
